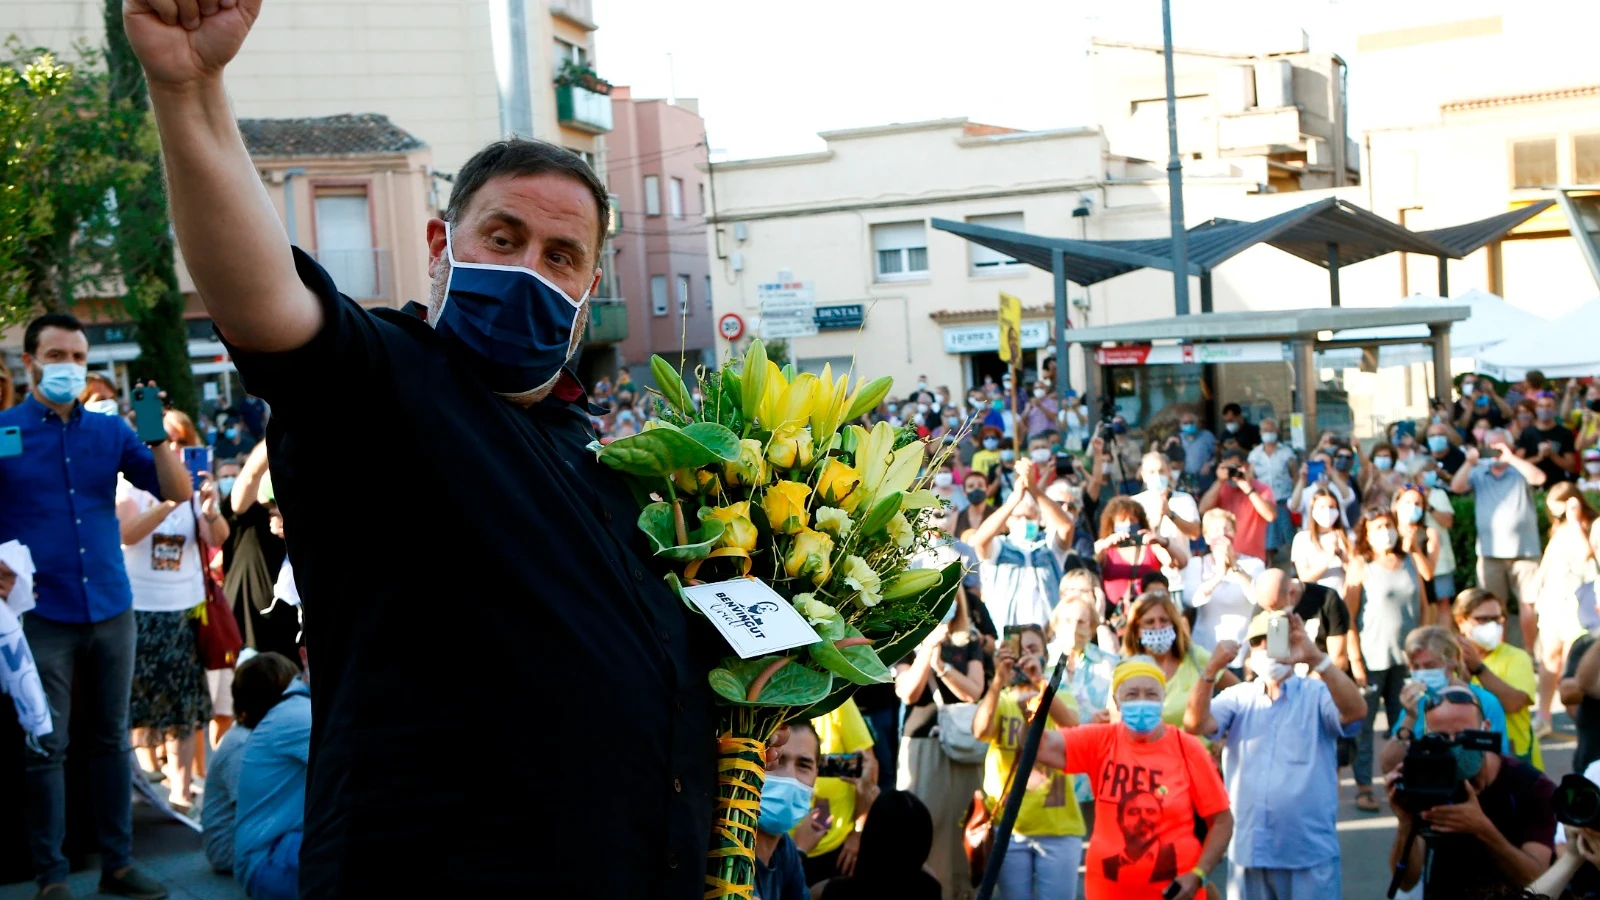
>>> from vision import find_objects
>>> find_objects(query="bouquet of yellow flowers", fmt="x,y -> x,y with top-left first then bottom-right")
590,340 -> 960,899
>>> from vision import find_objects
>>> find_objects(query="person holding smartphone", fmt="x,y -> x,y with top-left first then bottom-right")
117,408 -> 230,814
972,625 -> 1084,900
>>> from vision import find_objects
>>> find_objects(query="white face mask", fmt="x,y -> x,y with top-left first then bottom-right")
1312,506 -> 1341,529
1029,448 -> 1053,464
1249,649 -> 1294,683
1587,461 -> 1600,475
1034,388 -> 1047,399
1369,529 -> 1397,551
1470,620 -> 1503,651
83,398 -> 119,416
933,472 -> 954,488
1261,431 -> 1278,445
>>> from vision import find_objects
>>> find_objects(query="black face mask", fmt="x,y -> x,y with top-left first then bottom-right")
1588,399 -> 1600,414
1333,456 -> 1354,472
966,488 -> 988,507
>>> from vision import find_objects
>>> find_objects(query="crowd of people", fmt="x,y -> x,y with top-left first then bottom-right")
741,366 -> 1600,900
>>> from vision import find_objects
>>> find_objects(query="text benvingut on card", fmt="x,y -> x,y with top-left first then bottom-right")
681,578 -> 820,659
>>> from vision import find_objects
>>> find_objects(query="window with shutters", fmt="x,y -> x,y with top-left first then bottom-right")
669,178 -> 685,219
651,275 -> 668,316
313,189 -> 378,299
966,212 -> 1025,274
1511,138 -> 1557,188
872,221 -> 928,282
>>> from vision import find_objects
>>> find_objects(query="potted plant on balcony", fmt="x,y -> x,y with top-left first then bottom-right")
555,58 -> 612,96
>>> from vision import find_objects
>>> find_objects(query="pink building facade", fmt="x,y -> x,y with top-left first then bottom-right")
607,86 -> 716,380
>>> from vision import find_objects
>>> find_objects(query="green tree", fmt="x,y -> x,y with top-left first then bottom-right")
0,41 -> 140,324
103,3 -> 197,418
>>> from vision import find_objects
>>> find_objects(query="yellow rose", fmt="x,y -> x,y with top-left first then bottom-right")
841,555 -> 883,608
785,528 -> 835,586
762,480 -> 812,534
766,424 -> 816,470
815,506 -> 853,539
706,502 -> 758,553
886,512 -> 914,549
723,438 -> 770,487
815,459 -> 863,511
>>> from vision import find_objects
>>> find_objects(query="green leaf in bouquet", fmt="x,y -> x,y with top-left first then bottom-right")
808,626 -> 893,685
715,368 -> 743,429
740,341 -> 768,425
786,682 -> 859,723
662,571 -> 700,613
708,654 -> 833,707
900,489 -> 942,510
650,355 -> 695,418
598,426 -> 730,476
637,503 -> 727,560
842,375 -> 893,422
857,491 -> 903,535
868,562 -> 962,667
680,422 -> 742,462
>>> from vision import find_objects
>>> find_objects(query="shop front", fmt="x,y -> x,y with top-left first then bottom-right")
940,318 -> 1053,390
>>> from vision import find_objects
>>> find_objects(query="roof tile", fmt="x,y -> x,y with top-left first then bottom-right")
237,113 -> 426,158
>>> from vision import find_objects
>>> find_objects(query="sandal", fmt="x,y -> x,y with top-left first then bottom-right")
1355,788 -> 1380,812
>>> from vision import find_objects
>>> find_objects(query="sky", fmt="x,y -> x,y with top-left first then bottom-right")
591,0 -> 1370,161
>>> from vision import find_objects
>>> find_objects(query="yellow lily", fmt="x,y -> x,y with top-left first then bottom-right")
757,364 -> 819,431
763,480 -> 811,534
705,502 -> 758,553
766,424 -> 816,469
882,568 -> 942,600
815,459 -> 863,510
723,439 -> 770,487
840,555 -> 883,607
809,363 -> 854,448
853,420 -> 923,513
785,528 -> 835,586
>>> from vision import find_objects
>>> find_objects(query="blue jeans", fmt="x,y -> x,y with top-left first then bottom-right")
246,830 -> 301,900
997,834 -> 1082,900
22,609 -> 136,886
864,706 -> 899,791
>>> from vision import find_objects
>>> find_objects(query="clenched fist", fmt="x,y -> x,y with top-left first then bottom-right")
123,0 -> 263,87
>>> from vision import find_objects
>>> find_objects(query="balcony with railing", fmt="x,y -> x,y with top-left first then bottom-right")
555,61 -> 613,134
586,298 -> 627,344
306,248 -> 392,301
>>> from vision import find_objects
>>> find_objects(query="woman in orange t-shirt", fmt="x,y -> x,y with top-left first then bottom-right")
1039,658 -> 1232,900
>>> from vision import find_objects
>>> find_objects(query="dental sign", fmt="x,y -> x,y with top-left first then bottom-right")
1095,341 -> 1289,366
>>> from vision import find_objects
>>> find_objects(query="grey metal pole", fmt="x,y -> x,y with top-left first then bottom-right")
1162,0 -> 1191,316
1053,248 -> 1071,396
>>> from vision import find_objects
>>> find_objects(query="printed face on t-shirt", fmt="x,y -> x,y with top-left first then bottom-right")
1119,791 -> 1162,846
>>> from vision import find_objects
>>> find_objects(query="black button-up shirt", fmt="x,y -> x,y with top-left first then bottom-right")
226,251 -> 717,898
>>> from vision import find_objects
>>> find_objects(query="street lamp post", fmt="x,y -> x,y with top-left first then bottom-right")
1162,0 -> 1191,315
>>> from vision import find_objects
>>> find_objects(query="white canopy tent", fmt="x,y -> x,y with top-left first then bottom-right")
1321,289 -> 1547,368
1477,296 -> 1600,380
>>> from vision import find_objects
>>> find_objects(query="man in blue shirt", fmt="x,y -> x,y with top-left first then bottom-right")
1171,410 -> 1218,492
0,313 -> 189,900
235,672 -> 312,900
1183,611 -> 1367,900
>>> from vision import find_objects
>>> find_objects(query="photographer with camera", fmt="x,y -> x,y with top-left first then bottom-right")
1183,611 -> 1365,898
1386,686 -> 1558,897
1199,449 -> 1278,563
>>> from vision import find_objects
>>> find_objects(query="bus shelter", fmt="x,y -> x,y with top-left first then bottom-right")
1058,305 -> 1468,450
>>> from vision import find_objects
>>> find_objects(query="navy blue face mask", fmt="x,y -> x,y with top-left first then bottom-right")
432,226 -> 590,396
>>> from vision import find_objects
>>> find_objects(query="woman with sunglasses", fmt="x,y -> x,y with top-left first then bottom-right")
1345,510 -> 1425,811
1454,588 -> 1544,770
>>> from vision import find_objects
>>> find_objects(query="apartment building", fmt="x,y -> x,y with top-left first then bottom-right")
606,87 -> 715,381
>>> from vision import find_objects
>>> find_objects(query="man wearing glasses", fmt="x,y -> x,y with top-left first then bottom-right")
1386,684 -> 1557,898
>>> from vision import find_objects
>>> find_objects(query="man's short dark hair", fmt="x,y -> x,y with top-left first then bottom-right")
1221,447 -> 1247,463
24,313 -> 85,356
1222,403 -> 1243,417
444,139 -> 609,262
231,651 -> 301,729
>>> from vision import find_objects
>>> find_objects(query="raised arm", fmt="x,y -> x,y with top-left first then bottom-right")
1452,444 -> 1479,494
127,0 -> 323,353
1493,439 -> 1547,487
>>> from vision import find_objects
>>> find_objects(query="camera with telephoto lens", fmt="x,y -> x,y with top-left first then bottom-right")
1555,773 -> 1600,827
1394,729 -> 1500,818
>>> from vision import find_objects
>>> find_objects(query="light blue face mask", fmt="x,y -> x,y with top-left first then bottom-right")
1413,667 -> 1449,693
36,363 -> 87,406
757,774 -> 815,836
1022,521 -> 1041,542
1120,700 -> 1164,735
432,225 -> 589,396
1427,435 -> 1451,454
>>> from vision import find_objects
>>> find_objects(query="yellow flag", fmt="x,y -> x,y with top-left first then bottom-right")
998,292 -> 1022,364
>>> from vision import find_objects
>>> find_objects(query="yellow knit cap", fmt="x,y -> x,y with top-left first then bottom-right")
1110,659 -> 1167,697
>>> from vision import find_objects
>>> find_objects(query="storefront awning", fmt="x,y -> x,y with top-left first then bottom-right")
1056,304 -> 1469,345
